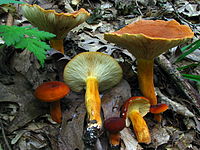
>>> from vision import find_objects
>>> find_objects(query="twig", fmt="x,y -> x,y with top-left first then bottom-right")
64,0 -> 74,12
0,120 -> 12,150
135,0 -> 143,16
155,55 -> 200,112
156,88 -> 195,117
87,0 -> 94,8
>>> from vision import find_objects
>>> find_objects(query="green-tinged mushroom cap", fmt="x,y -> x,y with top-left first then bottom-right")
21,4 -> 90,39
21,4 -> 90,53
63,52 -> 123,92
63,52 -> 122,143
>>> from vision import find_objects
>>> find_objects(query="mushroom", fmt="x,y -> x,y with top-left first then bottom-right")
150,103 -> 168,122
63,52 -> 122,143
34,81 -> 70,123
150,103 -> 168,114
21,4 -> 90,53
121,96 -> 151,144
104,117 -> 125,148
104,20 -> 194,120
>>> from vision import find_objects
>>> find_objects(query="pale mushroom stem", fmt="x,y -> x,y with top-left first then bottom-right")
85,77 -> 102,129
50,39 -> 64,54
50,101 -> 62,123
137,59 -> 157,105
128,110 -> 151,144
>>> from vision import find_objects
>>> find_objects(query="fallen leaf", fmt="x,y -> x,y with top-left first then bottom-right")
151,125 -> 170,148
156,88 -> 195,117
101,79 -> 131,119
59,93 -> 86,150
120,127 -> 143,150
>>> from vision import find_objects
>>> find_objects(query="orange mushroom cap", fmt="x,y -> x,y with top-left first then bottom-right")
34,81 -> 70,102
150,103 -> 168,114
104,19 -> 194,59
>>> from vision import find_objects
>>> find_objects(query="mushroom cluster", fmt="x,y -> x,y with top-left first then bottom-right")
27,8 -> 195,147
104,19 -> 194,121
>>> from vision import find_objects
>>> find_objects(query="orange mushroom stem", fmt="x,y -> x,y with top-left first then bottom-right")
128,110 -> 151,144
50,101 -> 62,123
138,59 -> 156,105
50,39 -> 64,54
85,77 -> 102,128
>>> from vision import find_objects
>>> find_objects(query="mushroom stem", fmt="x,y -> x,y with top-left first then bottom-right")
50,101 -> 62,123
50,39 -> 64,54
128,110 -> 151,144
137,59 -> 157,105
85,77 -> 102,129
109,132 -> 121,147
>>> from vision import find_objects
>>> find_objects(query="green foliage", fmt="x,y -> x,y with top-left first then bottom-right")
0,25 -> 56,66
175,40 -> 200,82
175,39 -> 200,63
177,62 -> 199,71
0,0 -> 25,5
181,74 -> 200,82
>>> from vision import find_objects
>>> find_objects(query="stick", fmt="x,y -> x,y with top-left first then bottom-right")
155,55 -> 200,112
0,120 -> 12,150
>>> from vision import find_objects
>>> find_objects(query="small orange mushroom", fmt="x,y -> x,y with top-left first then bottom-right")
34,81 -> 70,123
21,4 -> 90,53
104,19 -> 194,121
150,103 -> 168,114
150,103 -> 168,122
122,96 -> 151,144
104,117 -> 125,148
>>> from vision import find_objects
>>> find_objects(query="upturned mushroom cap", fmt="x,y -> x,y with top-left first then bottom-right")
104,20 -> 194,59
63,52 -> 123,92
21,4 -> 90,39
123,96 -> 150,117
34,81 -> 70,102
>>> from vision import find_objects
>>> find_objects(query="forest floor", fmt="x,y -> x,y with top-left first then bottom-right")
0,0 -> 200,150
